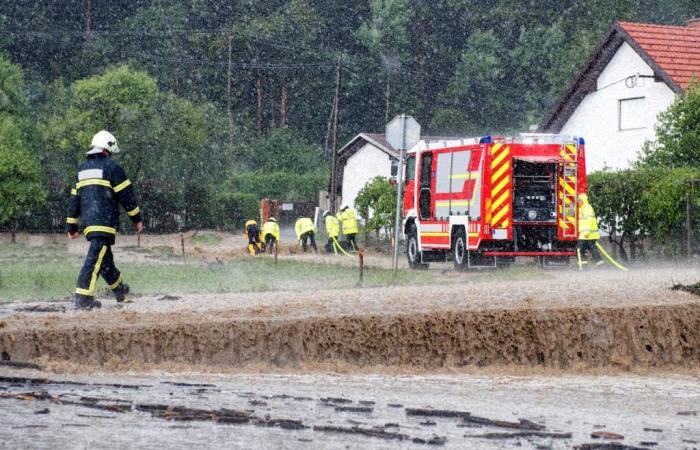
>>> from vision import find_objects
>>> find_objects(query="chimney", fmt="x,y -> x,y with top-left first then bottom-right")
686,18 -> 700,29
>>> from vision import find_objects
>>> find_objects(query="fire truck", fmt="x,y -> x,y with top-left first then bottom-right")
402,134 -> 587,269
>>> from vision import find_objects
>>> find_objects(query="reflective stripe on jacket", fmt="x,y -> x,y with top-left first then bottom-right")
337,207 -> 358,234
261,221 -> 280,241
578,201 -> 600,240
295,217 -> 315,239
325,215 -> 340,238
66,154 -> 141,242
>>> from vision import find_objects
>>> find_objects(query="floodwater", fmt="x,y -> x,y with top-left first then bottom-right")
2,369 -> 699,449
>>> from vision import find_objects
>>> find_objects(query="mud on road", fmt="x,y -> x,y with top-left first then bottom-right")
0,266 -> 698,372
1,369 -> 699,449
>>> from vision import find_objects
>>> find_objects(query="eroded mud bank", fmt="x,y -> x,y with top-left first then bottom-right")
1,302 -> 698,371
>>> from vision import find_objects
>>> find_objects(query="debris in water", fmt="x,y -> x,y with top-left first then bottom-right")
161,381 -> 215,387
0,360 -> 42,370
639,442 -> 657,447
677,410 -> 697,416
591,431 -> 625,440
406,408 -> 470,418
420,420 -> 437,426
387,403 -> 403,408
465,431 -> 572,439
643,428 -> 662,432
335,406 -> 373,413
157,295 -> 182,301
16,304 -> 66,313
313,425 -> 409,441
574,444 -> 646,450
320,397 -> 353,404
671,282 -> 700,296
34,408 -> 50,414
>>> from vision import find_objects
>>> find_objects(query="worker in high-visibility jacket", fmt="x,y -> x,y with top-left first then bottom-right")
295,217 -> 318,253
336,204 -> 359,251
577,194 -> 602,265
260,217 -> 280,254
244,219 -> 262,256
323,210 -> 340,254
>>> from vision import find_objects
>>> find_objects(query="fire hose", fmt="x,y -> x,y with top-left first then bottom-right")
331,236 -> 352,257
576,242 -> 628,271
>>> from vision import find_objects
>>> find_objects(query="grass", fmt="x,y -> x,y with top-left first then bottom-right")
189,233 -> 223,246
0,243 -> 432,302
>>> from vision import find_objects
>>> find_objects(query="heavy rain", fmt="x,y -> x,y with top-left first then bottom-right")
1,1 -> 699,449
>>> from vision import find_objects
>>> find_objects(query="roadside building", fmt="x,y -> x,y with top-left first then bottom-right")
541,20 -> 700,172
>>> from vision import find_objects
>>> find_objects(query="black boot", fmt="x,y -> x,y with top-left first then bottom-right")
113,283 -> 130,303
74,294 -> 101,310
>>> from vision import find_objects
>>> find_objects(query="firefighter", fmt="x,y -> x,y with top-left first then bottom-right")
245,219 -> 262,255
295,217 -> 318,253
577,193 -> 602,265
323,210 -> 340,254
67,130 -> 142,310
260,217 -> 280,254
337,204 -> 359,251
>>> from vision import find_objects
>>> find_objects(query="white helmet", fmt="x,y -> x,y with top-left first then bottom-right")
269,217 -> 277,222
87,130 -> 120,155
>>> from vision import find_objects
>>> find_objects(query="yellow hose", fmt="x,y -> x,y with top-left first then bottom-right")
331,237 -> 352,257
576,248 -> 583,271
595,242 -> 629,271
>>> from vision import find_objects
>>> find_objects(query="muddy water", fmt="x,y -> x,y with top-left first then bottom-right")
1,267 -> 699,372
2,369 -> 699,449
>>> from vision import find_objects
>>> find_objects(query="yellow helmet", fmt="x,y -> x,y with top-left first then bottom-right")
578,193 -> 588,202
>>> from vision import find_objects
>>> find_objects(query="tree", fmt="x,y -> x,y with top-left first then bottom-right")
0,55 -> 45,240
37,65 -> 223,231
640,80 -> 700,168
587,169 -> 649,261
354,176 -> 396,241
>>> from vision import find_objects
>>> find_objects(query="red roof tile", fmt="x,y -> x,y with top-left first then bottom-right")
618,21 -> 700,90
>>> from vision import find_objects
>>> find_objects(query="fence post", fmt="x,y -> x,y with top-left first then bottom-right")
180,232 -> 186,259
358,248 -> 364,286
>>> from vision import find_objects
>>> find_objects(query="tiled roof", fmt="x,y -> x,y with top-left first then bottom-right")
618,21 -> 700,90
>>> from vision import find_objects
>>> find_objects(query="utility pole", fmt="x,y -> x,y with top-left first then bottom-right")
255,53 -> 262,136
279,80 -> 287,128
84,0 -> 92,41
687,184 -> 693,260
329,54 -> 342,213
227,34 -> 233,135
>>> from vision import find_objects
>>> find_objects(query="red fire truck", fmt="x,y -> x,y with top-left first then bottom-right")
402,134 -> 587,269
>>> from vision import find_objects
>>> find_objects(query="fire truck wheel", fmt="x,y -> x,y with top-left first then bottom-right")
453,229 -> 468,270
406,225 -> 428,270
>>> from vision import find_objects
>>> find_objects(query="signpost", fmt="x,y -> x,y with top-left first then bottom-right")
386,114 -> 420,274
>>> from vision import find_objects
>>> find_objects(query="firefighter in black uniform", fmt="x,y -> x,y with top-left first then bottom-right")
67,130 -> 143,310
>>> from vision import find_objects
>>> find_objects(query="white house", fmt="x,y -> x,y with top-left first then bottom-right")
541,20 -> 700,172
336,133 -> 399,210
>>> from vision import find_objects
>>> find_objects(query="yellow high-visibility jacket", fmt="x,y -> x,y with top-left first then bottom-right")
336,207 -> 358,235
244,219 -> 258,238
295,217 -> 316,239
261,221 -> 280,242
578,200 -> 600,240
325,215 -> 340,239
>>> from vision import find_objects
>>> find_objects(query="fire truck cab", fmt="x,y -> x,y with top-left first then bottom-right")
402,134 -> 587,269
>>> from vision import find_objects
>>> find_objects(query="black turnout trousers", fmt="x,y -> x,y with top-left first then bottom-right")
75,237 -> 122,297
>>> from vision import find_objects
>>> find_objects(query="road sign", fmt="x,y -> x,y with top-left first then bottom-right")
386,115 -> 420,151
386,115 -> 421,274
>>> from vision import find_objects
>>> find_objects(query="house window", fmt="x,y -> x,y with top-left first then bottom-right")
618,97 -> 646,131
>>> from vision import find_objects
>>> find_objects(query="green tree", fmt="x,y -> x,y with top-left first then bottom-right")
354,176 -> 396,241
38,65 -> 223,231
642,167 -> 700,256
588,169 -> 649,261
0,55 -> 45,240
640,80 -> 700,168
